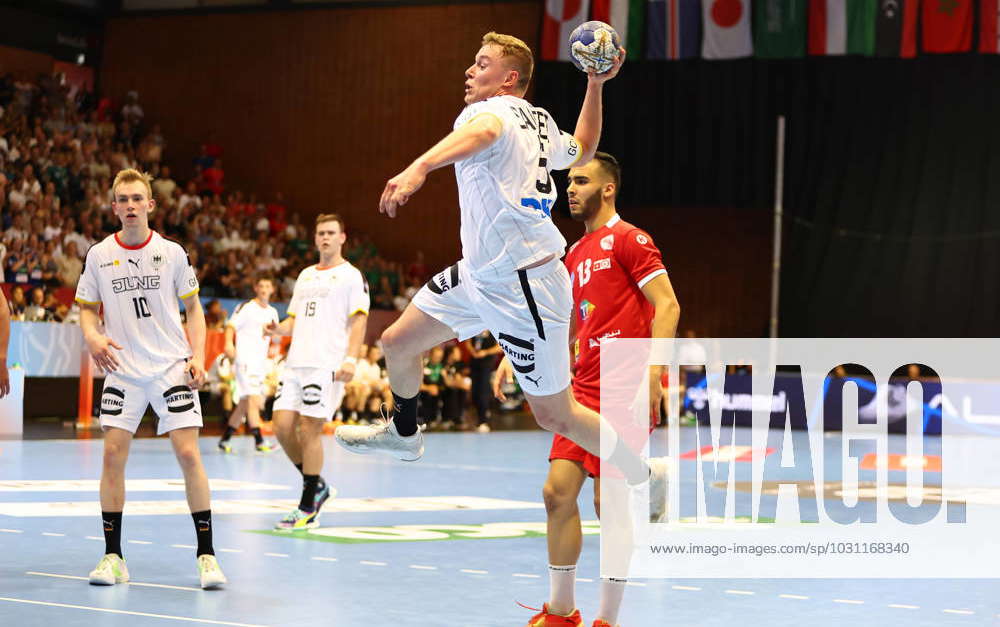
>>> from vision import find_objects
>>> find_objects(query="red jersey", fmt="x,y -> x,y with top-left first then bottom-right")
564,214 -> 666,406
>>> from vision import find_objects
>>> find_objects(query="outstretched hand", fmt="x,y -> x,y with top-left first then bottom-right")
587,47 -> 626,84
379,164 -> 427,218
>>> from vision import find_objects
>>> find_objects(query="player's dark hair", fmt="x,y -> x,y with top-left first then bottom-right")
315,213 -> 345,232
593,152 -> 621,197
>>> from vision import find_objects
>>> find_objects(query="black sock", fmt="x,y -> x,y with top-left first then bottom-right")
192,510 -> 214,556
220,426 -> 236,442
250,427 -> 263,445
391,391 -> 419,436
102,511 -> 123,558
299,475 -> 319,513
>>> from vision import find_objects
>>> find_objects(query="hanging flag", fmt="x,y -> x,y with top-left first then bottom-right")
981,0 -> 1000,52
542,0 -> 593,60
753,0 -> 808,58
922,0 -> 973,53
592,0 -> 647,53
701,0 -> 754,58
875,0 -> 918,57
647,0 -> 703,58
807,0 -> 876,55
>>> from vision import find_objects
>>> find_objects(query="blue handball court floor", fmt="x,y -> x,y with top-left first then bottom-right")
0,427 -> 998,627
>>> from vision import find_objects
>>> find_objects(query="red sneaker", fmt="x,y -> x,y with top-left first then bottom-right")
520,603 -> 584,626
592,620 -> 617,627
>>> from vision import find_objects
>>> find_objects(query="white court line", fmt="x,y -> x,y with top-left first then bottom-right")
85,536 -> 102,541
0,596 -> 268,626
780,594 -> 809,600
171,544 -> 196,549
310,557 -> 337,562
672,585 -> 701,591
943,609 -> 974,615
626,582 -> 647,587
725,590 -> 755,596
512,573 -> 540,579
833,599 -> 865,605
128,540 -> 152,545
360,561 -> 386,566
461,569 -> 488,575
42,532 -> 65,537
888,604 -> 919,610
409,565 -> 437,570
263,553 -> 288,558
577,578 -> 594,583
26,571 -> 200,592
218,548 -> 243,554
0,528 -> 23,533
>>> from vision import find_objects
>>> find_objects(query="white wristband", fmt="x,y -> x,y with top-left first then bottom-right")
343,356 -> 358,365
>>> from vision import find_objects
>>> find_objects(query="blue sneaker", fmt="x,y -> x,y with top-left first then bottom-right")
314,482 -> 332,513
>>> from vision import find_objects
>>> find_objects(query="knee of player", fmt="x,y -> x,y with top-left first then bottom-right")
173,445 -> 201,469
533,409 -> 566,434
542,479 -> 577,515
380,323 -> 413,358
102,443 -> 127,468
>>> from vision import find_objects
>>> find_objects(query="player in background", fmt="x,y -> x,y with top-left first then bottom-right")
0,288 -> 9,397
265,214 -> 369,530
218,275 -> 279,453
336,33 -> 666,506
75,169 -> 226,589
496,153 -> 679,627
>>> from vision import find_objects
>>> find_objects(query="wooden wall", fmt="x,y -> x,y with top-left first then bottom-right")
101,4 -> 543,271
0,44 -> 54,80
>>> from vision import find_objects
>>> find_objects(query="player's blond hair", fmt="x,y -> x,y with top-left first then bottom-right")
316,212 -> 345,231
482,32 -> 534,91
111,168 -> 154,200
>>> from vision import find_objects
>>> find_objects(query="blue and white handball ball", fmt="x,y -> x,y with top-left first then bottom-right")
568,21 -> 621,74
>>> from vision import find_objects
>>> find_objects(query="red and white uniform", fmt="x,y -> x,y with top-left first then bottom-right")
550,214 -> 667,476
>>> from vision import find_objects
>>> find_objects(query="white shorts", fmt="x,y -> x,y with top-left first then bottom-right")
411,257 -> 572,396
234,360 -> 267,399
99,360 -> 203,436
273,367 -> 345,420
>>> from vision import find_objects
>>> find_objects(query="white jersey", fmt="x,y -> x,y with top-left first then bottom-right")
227,299 -> 278,368
286,261 -> 369,370
453,95 -> 582,282
75,230 -> 199,381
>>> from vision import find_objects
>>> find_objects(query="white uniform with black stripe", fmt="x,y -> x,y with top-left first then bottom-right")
75,230 -> 202,434
227,300 -> 279,399
274,261 -> 369,419
411,95 -> 580,396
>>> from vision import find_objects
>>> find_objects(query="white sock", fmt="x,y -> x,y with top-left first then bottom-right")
548,564 -> 577,615
596,578 -> 627,625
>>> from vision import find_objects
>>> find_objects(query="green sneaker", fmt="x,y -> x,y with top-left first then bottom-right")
89,553 -> 129,585
217,440 -> 233,453
275,508 -> 319,530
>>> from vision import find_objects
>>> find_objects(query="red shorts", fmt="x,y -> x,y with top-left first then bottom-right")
549,388 -> 601,477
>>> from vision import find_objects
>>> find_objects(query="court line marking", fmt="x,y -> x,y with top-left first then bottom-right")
310,556 -> 337,562
461,569 -> 489,575
85,536 -> 102,541
360,560 -> 386,566
833,599 -> 865,605
409,565 -> 437,570
0,596 -> 269,626
512,573 -> 540,579
725,590 -> 755,596
128,540 -> 152,545
779,594 -> 809,600
41,532 -> 65,537
626,582 -> 647,587
26,571 -> 201,592
171,544 -> 196,549
0,528 -> 23,533
888,604 -> 919,610
577,578 -> 594,583
672,585 -> 701,591
263,553 -> 288,558
943,609 -> 974,615
218,548 -> 243,553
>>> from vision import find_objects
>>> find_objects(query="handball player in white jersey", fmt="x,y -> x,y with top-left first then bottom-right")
265,214 -> 369,530
75,169 -> 226,589
218,275 -> 279,453
336,33 -> 666,500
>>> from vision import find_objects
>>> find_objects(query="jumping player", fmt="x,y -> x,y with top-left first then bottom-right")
76,168 -> 226,589
218,275 -> 279,453
336,33 -> 666,502
496,153 -> 680,627
265,214 -> 368,530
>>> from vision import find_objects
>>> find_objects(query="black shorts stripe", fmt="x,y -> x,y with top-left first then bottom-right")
498,333 -> 533,351
162,385 -> 190,398
516,270 -> 546,341
167,402 -> 195,413
302,384 -> 322,392
449,263 -> 460,288
303,398 -> 321,406
101,408 -> 123,417
103,386 -> 125,399
510,361 -> 536,374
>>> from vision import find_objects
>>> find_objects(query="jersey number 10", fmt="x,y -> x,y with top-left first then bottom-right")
132,296 -> 151,319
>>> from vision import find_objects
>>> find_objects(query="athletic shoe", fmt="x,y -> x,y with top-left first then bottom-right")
521,603 -> 583,626
648,456 -> 669,523
314,482 -> 332,513
255,441 -> 276,453
197,554 -> 227,589
592,621 -> 617,627
89,553 -> 129,585
476,423 -> 491,433
335,419 -> 424,462
274,508 -> 319,530
217,441 -> 233,453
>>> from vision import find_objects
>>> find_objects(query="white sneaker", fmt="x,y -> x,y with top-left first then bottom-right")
476,423 -> 491,433
335,419 -> 424,461
197,554 -> 227,589
647,457 -> 670,522
89,553 -> 129,585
